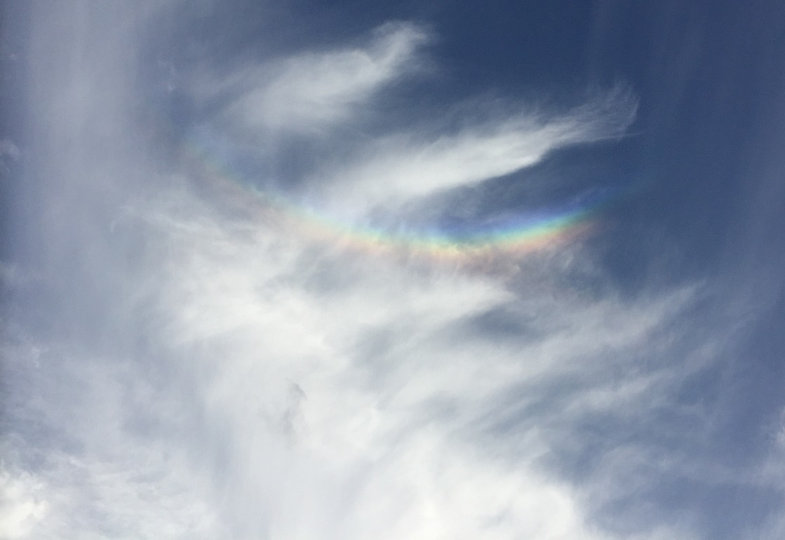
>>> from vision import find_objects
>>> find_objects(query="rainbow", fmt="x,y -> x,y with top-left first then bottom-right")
182,129 -> 615,266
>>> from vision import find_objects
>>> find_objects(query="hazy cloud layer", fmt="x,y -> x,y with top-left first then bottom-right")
2,2 -> 783,539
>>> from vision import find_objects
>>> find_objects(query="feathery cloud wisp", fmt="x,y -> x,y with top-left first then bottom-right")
223,22 -> 429,135
5,3 -> 777,539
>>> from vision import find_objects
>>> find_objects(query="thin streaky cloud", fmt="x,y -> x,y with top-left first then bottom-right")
3,2 -> 782,539
222,22 -> 430,135
315,89 -> 637,210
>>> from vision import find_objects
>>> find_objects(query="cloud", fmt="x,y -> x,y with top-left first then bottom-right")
0,139 -> 21,162
0,469 -> 48,540
219,22 -> 429,135
206,32 -> 634,213
89,184 -> 701,539
4,2 -> 781,539
316,88 -> 637,209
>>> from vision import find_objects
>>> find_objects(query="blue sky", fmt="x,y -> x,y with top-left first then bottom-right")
2,1 -> 785,539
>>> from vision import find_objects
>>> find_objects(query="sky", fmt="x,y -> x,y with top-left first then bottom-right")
2,1 -> 785,539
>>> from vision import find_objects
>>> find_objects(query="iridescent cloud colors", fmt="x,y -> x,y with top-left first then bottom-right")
183,130 -> 617,266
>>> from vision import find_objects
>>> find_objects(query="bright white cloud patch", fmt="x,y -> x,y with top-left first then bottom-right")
224,22 -> 429,134
318,89 -> 637,208
5,2 -> 767,540
0,469 -> 48,540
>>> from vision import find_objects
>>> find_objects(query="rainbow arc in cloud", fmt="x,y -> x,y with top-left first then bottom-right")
184,130 -> 614,265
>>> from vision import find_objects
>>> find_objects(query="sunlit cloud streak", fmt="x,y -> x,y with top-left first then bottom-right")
313,89 -> 637,208
214,22 -> 430,135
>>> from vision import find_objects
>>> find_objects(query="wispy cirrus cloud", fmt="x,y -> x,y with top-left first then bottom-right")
114,187 -> 701,539
4,2 -> 780,539
314,88 -> 637,209
216,22 -> 430,135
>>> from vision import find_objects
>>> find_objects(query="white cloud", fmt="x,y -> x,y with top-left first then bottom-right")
317,89 -> 637,209
5,2 -> 774,539
210,35 -> 634,211
0,469 -> 48,540
108,185 -> 697,538
222,22 -> 429,135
